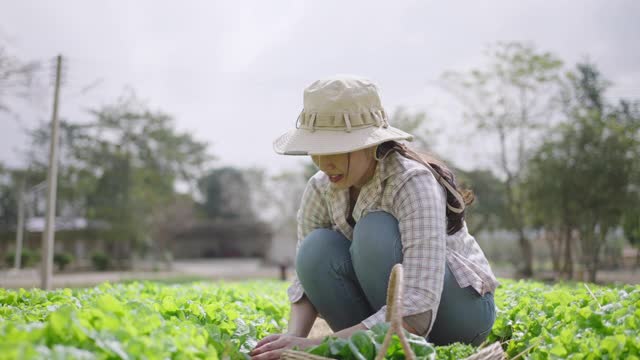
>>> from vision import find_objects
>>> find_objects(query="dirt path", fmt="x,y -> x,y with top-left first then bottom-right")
0,258 -> 289,289
3,259 -> 636,290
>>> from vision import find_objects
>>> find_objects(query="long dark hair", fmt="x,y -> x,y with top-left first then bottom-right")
376,141 -> 474,235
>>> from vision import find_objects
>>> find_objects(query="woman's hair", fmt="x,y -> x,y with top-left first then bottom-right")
376,141 -> 475,235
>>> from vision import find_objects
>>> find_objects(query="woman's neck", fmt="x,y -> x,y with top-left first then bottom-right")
349,161 -> 377,202
351,159 -> 377,191
349,186 -> 360,202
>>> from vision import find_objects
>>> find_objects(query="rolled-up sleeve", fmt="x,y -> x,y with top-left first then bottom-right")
287,174 -> 332,303
361,170 -> 447,336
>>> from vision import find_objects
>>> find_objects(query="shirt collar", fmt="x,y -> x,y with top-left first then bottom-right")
377,151 -> 397,182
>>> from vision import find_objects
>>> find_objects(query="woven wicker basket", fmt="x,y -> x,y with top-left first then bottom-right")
281,264 -> 505,360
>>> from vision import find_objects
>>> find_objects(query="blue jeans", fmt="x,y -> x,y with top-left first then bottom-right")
296,211 -> 496,346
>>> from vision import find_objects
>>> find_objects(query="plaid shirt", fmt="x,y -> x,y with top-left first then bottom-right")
288,151 -> 499,335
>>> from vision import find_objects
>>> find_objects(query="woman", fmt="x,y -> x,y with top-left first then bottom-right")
251,75 -> 498,360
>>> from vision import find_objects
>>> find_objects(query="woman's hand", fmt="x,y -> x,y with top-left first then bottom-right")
250,334 -> 321,360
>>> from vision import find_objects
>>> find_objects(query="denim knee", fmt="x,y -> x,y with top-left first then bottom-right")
351,211 -> 403,264
294,228 -> 374,331
296,228 -> 351,281
350,211 -> 403,310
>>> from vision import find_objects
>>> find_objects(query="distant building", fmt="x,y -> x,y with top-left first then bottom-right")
0,216 -> 109,269
170,218 -> 272,259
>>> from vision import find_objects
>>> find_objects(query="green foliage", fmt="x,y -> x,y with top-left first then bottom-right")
305,280 -> 640,359
524,62 -> 640,281
198,167 -> 254,220
1,280 -> 638,359
0,167 -> 47,228
443,42 -> 565,277
307,324 -> 437,360
432,343 -> 476,360
25,92 -> 211,257
0,178 -> 17,228
490,279 -> 640,359
305,324 -> 475,360
244,167 -> 309,237
4,248 -> 40,268
456,169 -> 508,234
90,252 -> 110,271
53,252 -> 74,271
0,281 -> 289,360
623,212 -> 640,250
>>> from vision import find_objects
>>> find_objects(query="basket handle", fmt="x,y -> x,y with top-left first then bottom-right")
375,264 -> 416,360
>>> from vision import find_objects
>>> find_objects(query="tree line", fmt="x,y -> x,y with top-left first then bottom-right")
442,42 -> 640,282
0,42 -> 638,281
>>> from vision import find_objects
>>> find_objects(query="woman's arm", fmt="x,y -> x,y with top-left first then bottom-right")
251,296 -> 320,360
287,173 -> 332,305
286,295 -> 318,337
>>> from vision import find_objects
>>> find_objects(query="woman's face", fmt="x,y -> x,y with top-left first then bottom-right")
311,147 -> 377,190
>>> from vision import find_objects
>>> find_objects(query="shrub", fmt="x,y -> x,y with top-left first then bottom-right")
91,252 -> 110,271
4,253 -> 20,268
53,252 -> 74,271
4,249 -> 40,268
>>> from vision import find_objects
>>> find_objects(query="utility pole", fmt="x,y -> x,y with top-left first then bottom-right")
41,55 -> 63,290
14,179 -> 25,270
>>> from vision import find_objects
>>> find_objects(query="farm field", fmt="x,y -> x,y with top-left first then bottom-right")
0,279 -> 638,359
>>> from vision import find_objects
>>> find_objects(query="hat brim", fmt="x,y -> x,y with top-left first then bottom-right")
273,126 -> 414,156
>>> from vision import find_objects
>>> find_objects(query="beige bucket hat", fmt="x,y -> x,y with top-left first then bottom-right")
273,75 -> 414,156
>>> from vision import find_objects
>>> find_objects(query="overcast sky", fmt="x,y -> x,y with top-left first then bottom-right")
1,0 -> 639,175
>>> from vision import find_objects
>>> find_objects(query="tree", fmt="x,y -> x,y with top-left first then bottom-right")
390,108 -> 507,236
0,163 -> 15,228
442,42 -> 564,277
525,63 -> 640,282
242,164 -> 310,265
244,166 -> 309,235
524,128 -> 580,278
198,167 -> 254,220
619,101 -> 640,269
565,64 -> 639,282
457,169 -> 508,235
0,45 -> 40,114
623,212 -> 640,269
26,91 -> 211,261
150,193 -> 197,265
391,107 -> 435,151
0,165 -> 46,229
